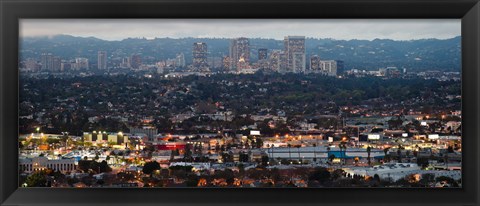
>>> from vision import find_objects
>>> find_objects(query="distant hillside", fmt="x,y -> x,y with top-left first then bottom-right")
20,35 -> 461,71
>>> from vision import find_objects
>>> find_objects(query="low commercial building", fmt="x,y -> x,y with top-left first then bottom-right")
129,126 -> 158,141
265,146 -> 384,161
83,131 -> 129,145
343,163 -> 420,181
19,157 -> 76,173
343,163 -> 461,181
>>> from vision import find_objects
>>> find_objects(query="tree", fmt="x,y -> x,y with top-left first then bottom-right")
185,174 -> 200,187
383,147 -> 391,162
215,143 -> 220,151
98,160 -> 112,173
78,159 -> 111,173
184,144 -> 193,162
261,155 -> 269,165
25,171 -> 47,187
308,167 -> 331,184
447,145 -> 454,153
420,173 -> 435,187
435,176 -> 459,187
296,145 -> 301,164
331,169 -> 345,180
270,144 -> 275,162
142,161 -> 161,176
238,163 -> 245,176
328,154 -> 336,163
397,146 -> 402,162
444,152 -> 449,170
366,146 -> 372,166
339,142 -> 347,165
383,147 -> 390,156
170,150 -> 175,162
78,160 -> 92,172
287,144 -> 292,163
387,116 -> 404,130
255,138 -> 263,148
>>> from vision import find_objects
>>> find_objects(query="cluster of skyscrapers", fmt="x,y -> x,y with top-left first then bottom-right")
22,36 -> 343,76
23,51 -> 107,73
28,53 -> 90,72
193,36 -> 343,76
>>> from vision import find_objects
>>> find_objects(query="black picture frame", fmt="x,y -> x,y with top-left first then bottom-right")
1,0 -> 479,205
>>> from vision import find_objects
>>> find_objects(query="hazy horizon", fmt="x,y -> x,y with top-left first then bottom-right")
20,19 -> 461,41
22,33 -> 462,42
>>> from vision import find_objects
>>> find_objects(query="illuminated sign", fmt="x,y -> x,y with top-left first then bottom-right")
368,134 -> 381,140
250,130 -> 261,136
428,134 -> 439,140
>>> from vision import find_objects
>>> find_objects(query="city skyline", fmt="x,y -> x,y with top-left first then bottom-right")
20,19 -> 460,41
18,20 -> 462,188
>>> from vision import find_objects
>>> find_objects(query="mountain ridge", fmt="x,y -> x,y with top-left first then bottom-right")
20,34 -> 461,72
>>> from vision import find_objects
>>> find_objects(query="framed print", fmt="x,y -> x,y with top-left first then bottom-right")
1,0 -> 479,206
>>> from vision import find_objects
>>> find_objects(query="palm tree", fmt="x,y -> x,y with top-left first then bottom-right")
296,145 -> 301,164
287,144 -> 292,164
383,147 -> 390,163
270,144 -> 275,164
366,146 -> 372,166
444,152 -> 449,170
327,146 -> 331,163
383,147 -> 390,156
340,142 -> 347,165
397,145 -> 403,162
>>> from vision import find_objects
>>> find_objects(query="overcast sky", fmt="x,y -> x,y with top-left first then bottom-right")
20,19 -> 461,41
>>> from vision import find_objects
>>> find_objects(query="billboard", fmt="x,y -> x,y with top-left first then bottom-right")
428,134 -> 439,140
368,134 -> 381,140
250,130 -> 261,136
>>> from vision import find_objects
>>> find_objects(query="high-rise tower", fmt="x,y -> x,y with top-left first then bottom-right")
284,36 -> 306,73
193,42 -> 208,69
97,51 -> 107,70
229,37 -> 250,71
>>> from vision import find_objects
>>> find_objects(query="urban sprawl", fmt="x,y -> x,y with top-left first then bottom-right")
19,36 -> 462,188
